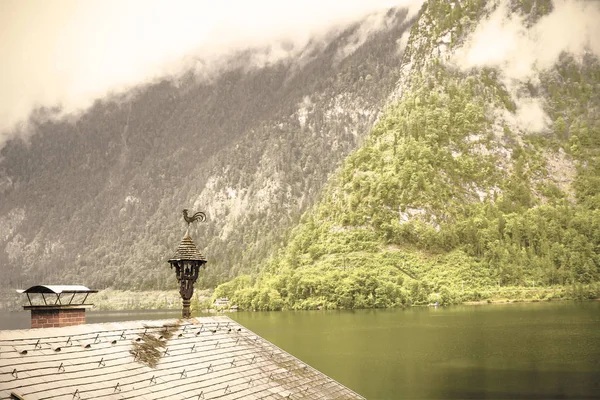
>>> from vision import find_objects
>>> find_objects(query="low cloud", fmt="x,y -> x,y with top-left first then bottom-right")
0,0 -> 423,149
334,1 -> 422,63
396,30 -> 411,54
452,0 -> 600,132
511,97 -> 552,133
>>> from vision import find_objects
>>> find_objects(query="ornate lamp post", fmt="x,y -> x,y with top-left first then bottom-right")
168,210 -> 207,318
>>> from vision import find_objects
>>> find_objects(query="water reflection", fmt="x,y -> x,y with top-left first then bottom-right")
230,302 -> 600,400
439,367 -> 600,399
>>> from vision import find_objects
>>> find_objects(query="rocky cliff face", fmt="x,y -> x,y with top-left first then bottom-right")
214,0 -> 600,310
0,8 -> 415,294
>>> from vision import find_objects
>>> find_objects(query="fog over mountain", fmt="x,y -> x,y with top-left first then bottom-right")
452,0 -> 600,132
0,3 -> 417,304
1,0 -> 599,311
212,0 -> 600,310
0,0 -> 422,147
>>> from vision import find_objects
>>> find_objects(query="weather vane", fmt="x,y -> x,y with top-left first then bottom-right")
182,209 -> 206,226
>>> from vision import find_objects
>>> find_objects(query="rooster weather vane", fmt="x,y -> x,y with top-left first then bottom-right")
182,209 -> 206,226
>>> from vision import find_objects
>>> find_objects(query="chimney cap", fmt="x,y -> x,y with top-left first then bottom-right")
16,285 -> 97,294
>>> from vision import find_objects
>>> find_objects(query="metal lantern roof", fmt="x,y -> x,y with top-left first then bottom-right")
16,285 -> 97,294
17,285 -> 97,309
168,230 -> 206,262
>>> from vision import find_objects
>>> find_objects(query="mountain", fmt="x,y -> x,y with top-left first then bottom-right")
0,9 -> 415,297
215,0 -> 600,310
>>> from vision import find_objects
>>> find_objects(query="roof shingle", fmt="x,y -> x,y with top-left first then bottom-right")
169,231 -> 206,262
0,316 -> 364,400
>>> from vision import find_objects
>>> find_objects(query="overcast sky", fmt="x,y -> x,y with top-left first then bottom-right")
5,0 -> 597,147
0,0 -> 422,145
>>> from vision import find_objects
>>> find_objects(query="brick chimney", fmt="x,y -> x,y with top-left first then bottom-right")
17,285 -> 96,329
30,307 -> 88,329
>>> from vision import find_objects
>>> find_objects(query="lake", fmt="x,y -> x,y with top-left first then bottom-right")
1,301 -> 599,399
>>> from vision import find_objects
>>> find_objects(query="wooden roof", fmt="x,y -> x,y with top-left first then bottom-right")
169,232 -> 206,262
0,316 -> 364,400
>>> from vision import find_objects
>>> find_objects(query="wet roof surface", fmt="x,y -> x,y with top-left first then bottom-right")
0,316 -> 364,400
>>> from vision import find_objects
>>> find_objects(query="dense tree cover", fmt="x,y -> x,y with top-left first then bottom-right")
0,10 -> 414,297
215,0 -> 600,310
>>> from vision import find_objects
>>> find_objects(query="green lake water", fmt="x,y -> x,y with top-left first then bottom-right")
1,301 -> 598,399
231,302 -> 600,399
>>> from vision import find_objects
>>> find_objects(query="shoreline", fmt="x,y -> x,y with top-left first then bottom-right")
463,298 -> 563,306
1,285 -> 597,312
2,297 -> 597,315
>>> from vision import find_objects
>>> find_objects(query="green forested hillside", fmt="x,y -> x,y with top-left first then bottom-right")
215,0 -> 600,309
0,10 -> 414,298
